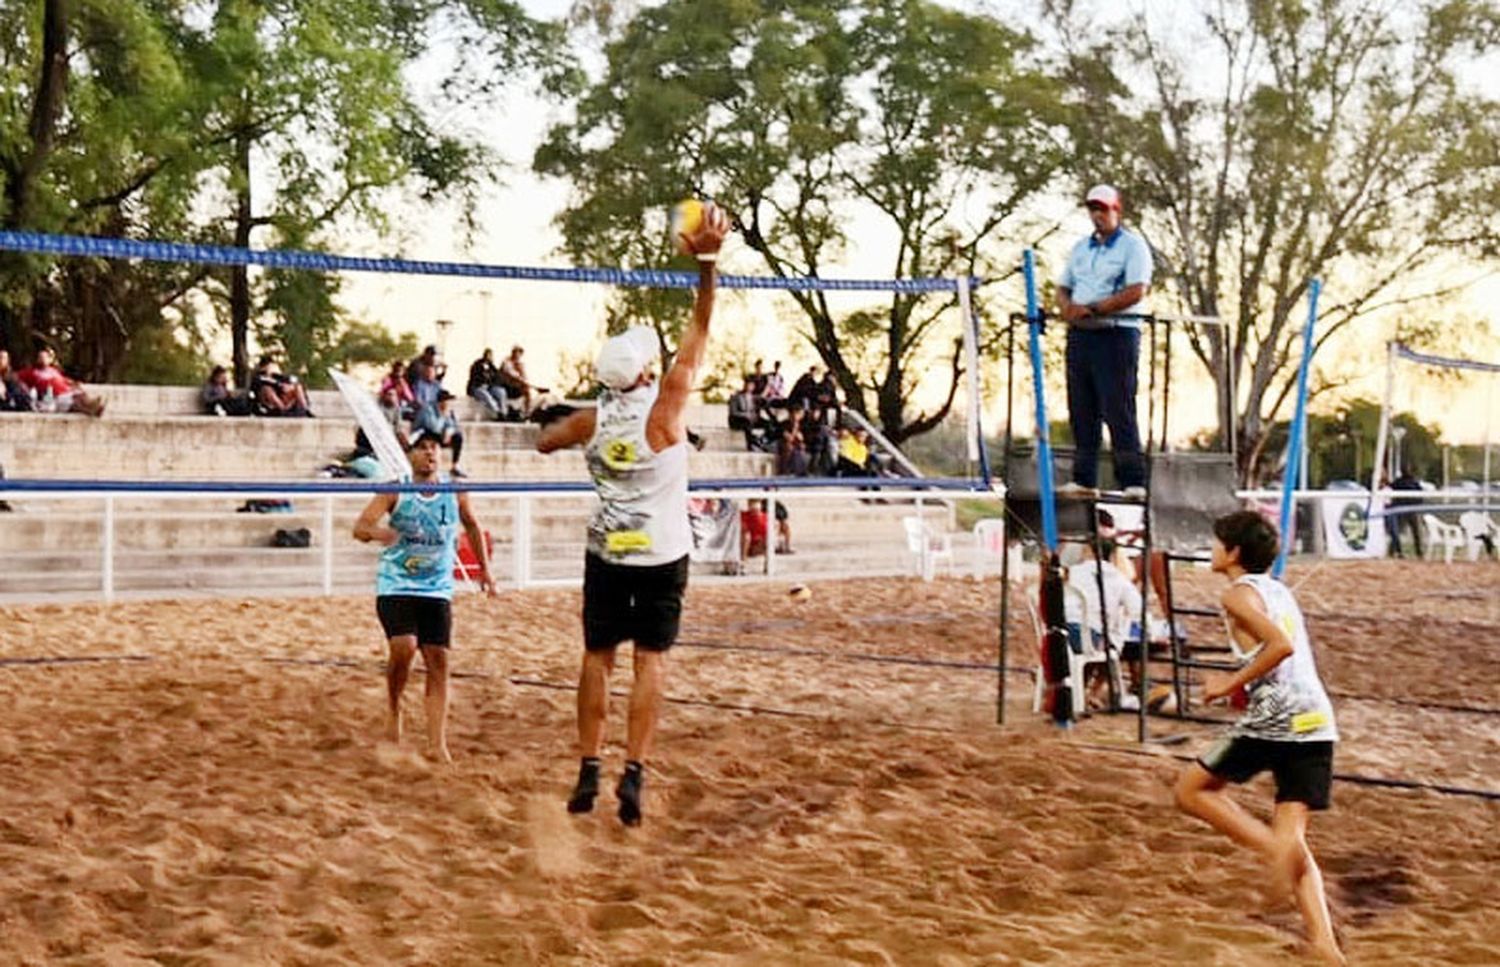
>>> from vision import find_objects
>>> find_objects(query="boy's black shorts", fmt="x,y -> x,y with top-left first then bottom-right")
583,553 -> 689,652
376,594 -> 453,647
1199,735 -> 1334,810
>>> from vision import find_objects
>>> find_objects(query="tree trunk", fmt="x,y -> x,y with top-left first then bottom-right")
230,129 -> 253,386
1,0 -> 69,355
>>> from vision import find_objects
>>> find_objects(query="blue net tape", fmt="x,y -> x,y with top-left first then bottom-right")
1392,342 -> 1500,375
0,230 -> 968,294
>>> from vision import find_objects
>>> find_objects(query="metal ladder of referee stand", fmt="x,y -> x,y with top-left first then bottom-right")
1158,550 -> 1243,723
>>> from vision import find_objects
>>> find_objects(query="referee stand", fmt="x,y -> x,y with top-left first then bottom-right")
997,251 -> 1239,742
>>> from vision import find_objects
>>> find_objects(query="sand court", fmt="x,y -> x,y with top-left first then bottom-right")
1,562 -> 1497,964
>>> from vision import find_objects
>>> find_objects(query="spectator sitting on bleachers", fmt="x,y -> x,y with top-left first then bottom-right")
0,349 -> 34,412
835,425 -> 871,477
410,388 -> 466,477
788,364 -> 820,412
803,407 -> 834,475
498,345 -> 545,418
467,348 -> 506,420
748,358 -> 768,396
409,344 -> 447,385
202,365 -> 251,416
379,359 -> 415,416
763,360 -> 786,402
16,346 -> 106,416
777,411 -> 810,476
250,355 -> 311,417
814,369 -> 840,420
409,359 -> 443,413
727,375 -> 773,450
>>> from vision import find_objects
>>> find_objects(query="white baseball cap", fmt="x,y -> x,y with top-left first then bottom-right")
1084,184 -> 1122,210
595,326 -> 659,390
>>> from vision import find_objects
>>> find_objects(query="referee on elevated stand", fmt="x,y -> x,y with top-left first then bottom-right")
1055,184 -> 1153,499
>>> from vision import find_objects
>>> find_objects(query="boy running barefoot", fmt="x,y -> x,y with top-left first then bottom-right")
1174,511 -> 1343,965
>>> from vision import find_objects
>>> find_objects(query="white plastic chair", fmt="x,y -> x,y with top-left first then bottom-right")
1027,582 -> 1112,719
971,518 -> 1006,578
1458,511 -> 1498,562
902,515 -> 954,581
1421,514 -> 1466,564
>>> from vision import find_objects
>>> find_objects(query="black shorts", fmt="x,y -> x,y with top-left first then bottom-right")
1199,736 -> 1335,810
583,553 -> 689,652
376,595 -> 453,647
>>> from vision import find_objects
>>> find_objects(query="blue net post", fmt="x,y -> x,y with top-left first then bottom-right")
1274,279 -> 1321,577
1024,250 -> 1058,552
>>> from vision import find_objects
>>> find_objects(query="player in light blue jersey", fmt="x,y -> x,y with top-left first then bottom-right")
354,431 -> 495,762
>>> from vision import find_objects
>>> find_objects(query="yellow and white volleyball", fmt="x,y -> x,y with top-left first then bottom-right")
788,583 -> 813,603
670,199 -> 704,254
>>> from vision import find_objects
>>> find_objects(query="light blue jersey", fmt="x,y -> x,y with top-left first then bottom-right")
1058,226 -> 1153,307
375,487 -> 460,599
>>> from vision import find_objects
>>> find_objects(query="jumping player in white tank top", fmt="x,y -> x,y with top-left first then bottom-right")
1174,511 -> 1344,965
536,202 -> 730,826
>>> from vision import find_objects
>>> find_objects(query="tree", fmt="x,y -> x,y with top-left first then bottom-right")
187,0 -> 567,385
0,0 -> 567,384
1054,0 -> 1500,483
538,0 -> 1070,443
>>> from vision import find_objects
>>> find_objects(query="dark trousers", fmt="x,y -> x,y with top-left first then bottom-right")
1388,510 -> 1422,558
1065,328 -> 1145,488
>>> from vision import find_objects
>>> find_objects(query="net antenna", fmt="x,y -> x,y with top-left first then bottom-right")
330,370 -> 412,481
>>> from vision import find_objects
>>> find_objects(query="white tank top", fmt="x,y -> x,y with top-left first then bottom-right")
1229,573 -> 1338,742
585,383 -> 691,566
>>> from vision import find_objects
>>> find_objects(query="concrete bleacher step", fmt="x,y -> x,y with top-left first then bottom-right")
0,538 -> 926,599
0,499 -> 936,551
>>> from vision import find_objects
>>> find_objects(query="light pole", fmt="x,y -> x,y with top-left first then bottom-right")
1391,424 -> 1407,478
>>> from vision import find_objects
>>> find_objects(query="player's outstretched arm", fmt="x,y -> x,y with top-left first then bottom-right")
648,204 -> 730,451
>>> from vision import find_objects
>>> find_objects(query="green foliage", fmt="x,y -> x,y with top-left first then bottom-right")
0,0 -> 564,385
113,321 -> 216,386
1056,0 -> 1500,483
538,0 -> 1071,443
1258,398 -> 1445,485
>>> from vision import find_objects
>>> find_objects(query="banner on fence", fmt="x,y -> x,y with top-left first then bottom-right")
1320,493 -> 1387,558
689,498 -> 741,565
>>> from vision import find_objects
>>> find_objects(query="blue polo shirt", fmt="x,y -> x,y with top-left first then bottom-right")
1058,226 -> 1153,307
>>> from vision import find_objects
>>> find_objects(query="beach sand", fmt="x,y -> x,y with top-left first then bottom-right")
0,560 -> 1496,964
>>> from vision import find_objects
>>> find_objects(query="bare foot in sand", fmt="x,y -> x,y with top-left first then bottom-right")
1308,939 -> 1347,966
428,744 -> 453,764
385,710 -> 402,743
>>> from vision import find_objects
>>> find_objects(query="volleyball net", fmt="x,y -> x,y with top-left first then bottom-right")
0,228 -> 1007,605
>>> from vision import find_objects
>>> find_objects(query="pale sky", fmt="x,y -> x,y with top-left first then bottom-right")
321,0 -> 1500,448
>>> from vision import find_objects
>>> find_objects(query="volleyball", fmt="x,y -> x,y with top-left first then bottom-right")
671,198 -> 705,254
788,584 -> 812,603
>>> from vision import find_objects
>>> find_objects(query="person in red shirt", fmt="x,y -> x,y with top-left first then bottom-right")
740,499 -> 770,559
16,347 -> 105,416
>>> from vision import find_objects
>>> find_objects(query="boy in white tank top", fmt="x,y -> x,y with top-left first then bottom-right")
1174,511 -> 1343,965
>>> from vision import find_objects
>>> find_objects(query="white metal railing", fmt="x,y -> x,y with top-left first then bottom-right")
0,481 -> 1006,603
